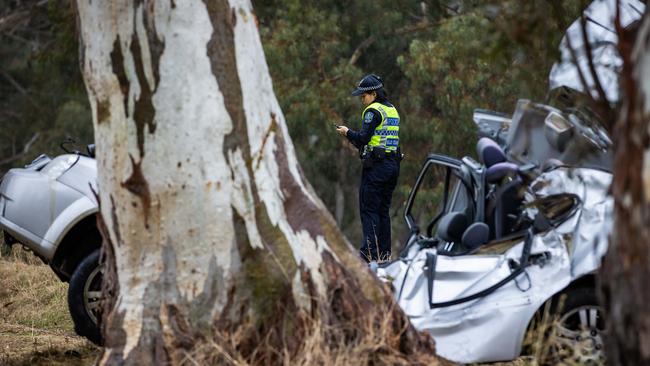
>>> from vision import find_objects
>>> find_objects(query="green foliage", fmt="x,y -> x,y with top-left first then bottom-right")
398,0 -> 582,158
398,12 -> 517,158
257,0 -> 583,249
256,0 -> 442,242
0,1 -> 92,171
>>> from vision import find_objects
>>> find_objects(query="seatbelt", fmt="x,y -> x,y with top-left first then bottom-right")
425,252 -> 437,307
494,176 -> 523,239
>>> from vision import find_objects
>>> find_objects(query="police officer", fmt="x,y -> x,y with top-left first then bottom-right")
336,74 -> 400,262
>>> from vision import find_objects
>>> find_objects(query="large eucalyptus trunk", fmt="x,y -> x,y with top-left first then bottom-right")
75,1 -> 439,364
600,7 -> 650,365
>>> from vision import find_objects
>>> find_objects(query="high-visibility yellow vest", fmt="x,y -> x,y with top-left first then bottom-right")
362,102 -> 400,151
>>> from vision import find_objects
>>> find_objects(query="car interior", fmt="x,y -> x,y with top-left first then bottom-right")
412,134 -> 580,257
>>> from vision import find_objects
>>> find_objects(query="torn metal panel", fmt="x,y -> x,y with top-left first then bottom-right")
530,168 -> 612,278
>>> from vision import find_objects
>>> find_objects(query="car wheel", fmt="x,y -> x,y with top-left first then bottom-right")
550,286 -> 605,365
68,249 -> 104,345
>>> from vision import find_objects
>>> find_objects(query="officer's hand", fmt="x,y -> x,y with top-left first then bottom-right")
336,126 -> 349,136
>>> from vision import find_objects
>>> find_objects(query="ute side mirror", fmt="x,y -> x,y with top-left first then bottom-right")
544,111 -> 573,152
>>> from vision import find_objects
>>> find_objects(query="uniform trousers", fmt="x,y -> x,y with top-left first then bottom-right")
358,157 -> 399,262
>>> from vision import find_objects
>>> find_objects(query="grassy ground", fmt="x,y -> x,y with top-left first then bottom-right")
0,245 -> 99,366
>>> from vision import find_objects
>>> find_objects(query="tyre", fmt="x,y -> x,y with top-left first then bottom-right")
525,286 -> 605,365
67,249 -> 104,345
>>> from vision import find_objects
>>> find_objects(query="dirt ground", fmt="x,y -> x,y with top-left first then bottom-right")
0,247 -> 100,366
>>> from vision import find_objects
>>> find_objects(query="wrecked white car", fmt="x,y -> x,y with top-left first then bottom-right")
377,101 -> 612,364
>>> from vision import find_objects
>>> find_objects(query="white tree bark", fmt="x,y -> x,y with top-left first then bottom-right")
76,1 -> 438,364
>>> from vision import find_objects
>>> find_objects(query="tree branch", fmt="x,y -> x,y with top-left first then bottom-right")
0,68 -> 27,95
564,30 -> 591,103
442,4 -> 460,15
348,35 -> 377,66
0,68 -> 40,108
348,20 -> 431,66
22,132 -> 40,153
580,14 -> 609,104
0,132 -> 40,166
0,0 -> 48,34
0,9 -> 29,34
1,31 -> 33,46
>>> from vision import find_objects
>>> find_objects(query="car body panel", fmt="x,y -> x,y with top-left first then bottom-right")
57,156 -> 98,199
503,99 -> 612,171
43,197 -> 98,257
1,167 -> 81,242
0,214 -> 52,256
0,154 -> 97,261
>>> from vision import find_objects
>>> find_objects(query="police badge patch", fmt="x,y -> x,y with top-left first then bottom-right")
364,111 -> 374,124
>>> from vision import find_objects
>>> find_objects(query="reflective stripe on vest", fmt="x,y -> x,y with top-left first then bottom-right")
362,102 -> 400,151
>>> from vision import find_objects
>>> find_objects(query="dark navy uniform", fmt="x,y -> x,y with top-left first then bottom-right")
347,75 -> 401,262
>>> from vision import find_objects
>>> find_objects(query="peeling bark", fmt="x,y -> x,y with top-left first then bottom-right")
110,36 -> 130,119
129,31 -> 158,157
121,155 -> 152,226
76,1 -> 442,364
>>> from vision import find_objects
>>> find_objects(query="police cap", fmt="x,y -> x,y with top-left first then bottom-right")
351,74 -> 383,96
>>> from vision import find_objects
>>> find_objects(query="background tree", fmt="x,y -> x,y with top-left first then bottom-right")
0,0 -> 92,171
74,0 -> 441,364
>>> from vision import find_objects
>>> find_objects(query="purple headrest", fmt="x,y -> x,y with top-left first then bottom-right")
486,162 -> 519,183
477,137 -> 506,167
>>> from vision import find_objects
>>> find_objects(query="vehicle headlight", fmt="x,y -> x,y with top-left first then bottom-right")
42,156 -> 79,180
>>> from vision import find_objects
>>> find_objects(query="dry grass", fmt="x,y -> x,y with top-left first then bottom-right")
183,298 -> 445,366
0,245 -> 99,365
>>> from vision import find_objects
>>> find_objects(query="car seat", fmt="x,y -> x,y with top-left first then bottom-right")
477,138 -> 526,240
436,211 -> 490,253
477,137 -> 507,167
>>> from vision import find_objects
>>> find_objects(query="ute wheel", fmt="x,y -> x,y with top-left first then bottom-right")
68,249 -> 104,345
